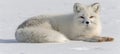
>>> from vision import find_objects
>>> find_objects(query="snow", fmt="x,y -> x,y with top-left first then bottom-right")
0,0 -> 120,54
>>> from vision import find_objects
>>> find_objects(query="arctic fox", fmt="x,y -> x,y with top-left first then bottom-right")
15,3 -> 114,43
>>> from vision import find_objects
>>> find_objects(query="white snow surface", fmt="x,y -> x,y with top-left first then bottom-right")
0,0 -> 120,54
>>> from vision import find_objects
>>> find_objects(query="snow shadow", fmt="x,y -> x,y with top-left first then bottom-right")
0,39 -> 18,43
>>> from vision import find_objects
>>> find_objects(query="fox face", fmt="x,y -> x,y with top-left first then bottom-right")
73,3 -> 101,28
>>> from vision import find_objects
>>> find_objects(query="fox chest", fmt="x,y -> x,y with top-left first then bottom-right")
71,26 -> 99,36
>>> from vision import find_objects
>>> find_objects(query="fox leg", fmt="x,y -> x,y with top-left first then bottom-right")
72,36 -> 114,42
97,36 -> 114,42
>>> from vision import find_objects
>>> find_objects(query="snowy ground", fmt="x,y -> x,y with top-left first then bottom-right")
0,0 -> 120,54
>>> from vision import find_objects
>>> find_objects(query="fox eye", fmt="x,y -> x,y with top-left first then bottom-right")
89,16 -> 94,18
79,16 -> 84,19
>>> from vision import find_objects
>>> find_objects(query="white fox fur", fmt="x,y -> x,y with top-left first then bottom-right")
15,3 -> 113,43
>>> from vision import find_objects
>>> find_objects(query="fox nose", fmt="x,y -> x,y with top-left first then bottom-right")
86,21 -> 89,24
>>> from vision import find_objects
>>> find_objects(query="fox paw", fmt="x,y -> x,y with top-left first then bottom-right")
98,37 -> 114,42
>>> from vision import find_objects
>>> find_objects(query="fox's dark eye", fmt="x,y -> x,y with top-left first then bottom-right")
79,16 -> 84,19
89,16 -> 94,18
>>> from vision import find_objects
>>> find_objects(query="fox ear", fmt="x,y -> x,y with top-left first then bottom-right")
91,3 -> 100,13
73,3 -> 84,13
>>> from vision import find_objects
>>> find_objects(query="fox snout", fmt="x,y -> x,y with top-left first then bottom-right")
82,20 -> 91,25
85,21 -> 89,24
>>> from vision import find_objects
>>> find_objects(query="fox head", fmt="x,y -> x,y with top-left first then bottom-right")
73,3 -> 101,28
